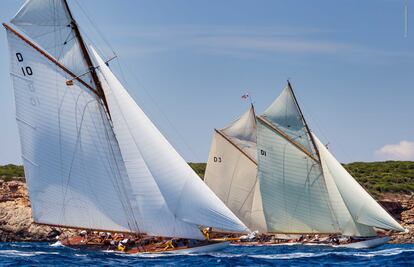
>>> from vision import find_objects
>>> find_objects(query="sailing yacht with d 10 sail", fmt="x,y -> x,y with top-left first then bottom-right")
3,0 -> 249,254
205,81 -> 407,248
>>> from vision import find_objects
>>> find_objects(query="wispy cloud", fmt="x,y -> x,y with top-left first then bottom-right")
105,24 -> 414,61
190,36 -> 352,54
375,141 -> 414,161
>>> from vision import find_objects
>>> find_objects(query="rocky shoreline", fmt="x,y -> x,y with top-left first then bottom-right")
0,180 -> 77,242
0,180 -> 413,243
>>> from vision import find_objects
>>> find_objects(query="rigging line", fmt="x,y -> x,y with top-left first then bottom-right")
297,95 -> 363,181
55,30 -> 75,62
82,97 -> 141,234
97,106 -> 142,234
69,0 -> 200,162
287,81 -> 320,159
23,26 -> 66,40
119,57 -> 203,162
59,99 -> 93,221
73,0 -> 117,56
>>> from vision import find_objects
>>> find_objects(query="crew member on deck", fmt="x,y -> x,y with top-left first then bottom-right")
202,227 -> 212,240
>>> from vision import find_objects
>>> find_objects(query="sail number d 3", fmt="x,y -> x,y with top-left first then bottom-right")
213,156 -> 222,163
16,53 -> 33,76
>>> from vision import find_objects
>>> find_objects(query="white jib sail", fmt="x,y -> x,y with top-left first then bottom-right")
6,28 -> 141,233
91,49 -> 249,234
314,134 -> 405,233
204,106 -> 267,232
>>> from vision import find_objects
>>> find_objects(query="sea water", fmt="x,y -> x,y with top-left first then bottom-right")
0,242 -> 413,266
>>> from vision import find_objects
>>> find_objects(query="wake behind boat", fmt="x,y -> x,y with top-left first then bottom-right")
3,0 -> 249,254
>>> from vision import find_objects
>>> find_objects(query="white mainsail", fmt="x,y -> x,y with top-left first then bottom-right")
257,83 -> 405,236
5,0 -> 248,239
6,29 -> 138,233
204,106 -> 267,232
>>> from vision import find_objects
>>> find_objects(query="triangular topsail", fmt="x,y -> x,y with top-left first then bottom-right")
261,83 -> 318,159
204,106 -> 267,232
5,0 -> 248,240
11,0 -> 95,88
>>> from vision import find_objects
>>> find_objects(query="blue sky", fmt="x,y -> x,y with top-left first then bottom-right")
0,0 -> 413,164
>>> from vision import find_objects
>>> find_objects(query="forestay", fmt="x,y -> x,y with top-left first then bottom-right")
204,106 -> 267,232
6,29 -> 139,233
92,49 -> 249,234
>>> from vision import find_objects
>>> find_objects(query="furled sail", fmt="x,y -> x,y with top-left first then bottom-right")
204,106 -> 267,232
11,0 -> 95,88
91,49 -> 249,234
314,134 -> 405,233
5,28 -> 139,233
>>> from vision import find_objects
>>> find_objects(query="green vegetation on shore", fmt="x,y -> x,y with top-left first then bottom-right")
345,161 -> 414,195
0,164 -> 25,182
188,162 -> 206,179
1,161 -> 413,196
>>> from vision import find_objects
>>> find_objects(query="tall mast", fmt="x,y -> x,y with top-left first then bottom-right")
287,80 -> 320,160
62,0 -> 111,118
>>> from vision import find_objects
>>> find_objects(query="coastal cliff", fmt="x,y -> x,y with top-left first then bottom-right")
0,180 -> 413,243
0,180 -> 76,242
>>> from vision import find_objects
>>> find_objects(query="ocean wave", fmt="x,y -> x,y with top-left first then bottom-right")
0,249 -> 60,257
246,248 -> 414,260
249,252 -> 317,260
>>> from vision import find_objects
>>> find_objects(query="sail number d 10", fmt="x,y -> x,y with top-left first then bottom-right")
16,53 -> 33,76
213,156 -> 222,163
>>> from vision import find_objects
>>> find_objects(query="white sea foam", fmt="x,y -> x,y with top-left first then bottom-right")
245,248 -> 414,260
249,252 -> 319,260
50,241 -> 62,247
0,250 -> 60,257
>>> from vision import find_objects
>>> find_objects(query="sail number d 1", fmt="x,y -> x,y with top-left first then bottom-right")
261,150 -> 267,156
16,53 -> 33,76
213,156 -> 222,163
